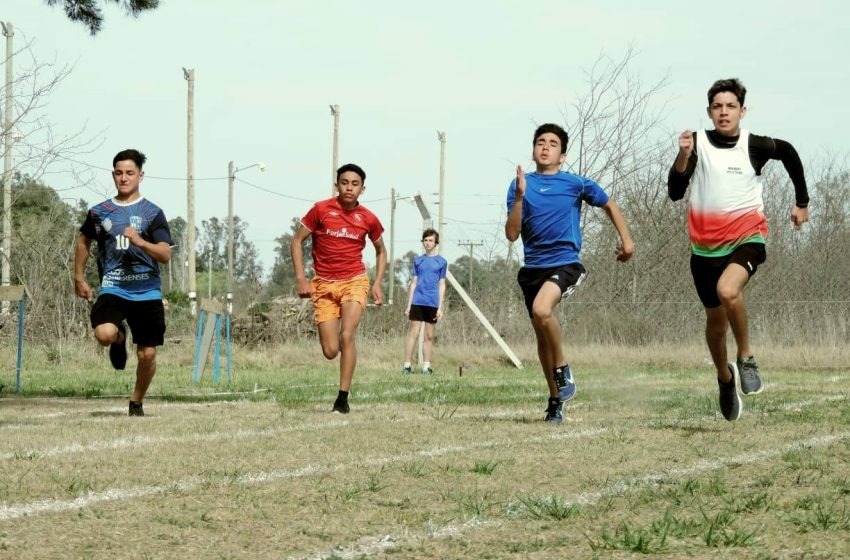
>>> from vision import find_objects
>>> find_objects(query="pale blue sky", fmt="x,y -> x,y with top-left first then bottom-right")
3,1 -> 848,273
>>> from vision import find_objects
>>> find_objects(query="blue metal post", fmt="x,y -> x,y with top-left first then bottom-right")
212,313 -> 222,383
191,309 -> 206,383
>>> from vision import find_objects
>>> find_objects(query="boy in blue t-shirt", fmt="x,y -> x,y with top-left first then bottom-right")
505,124 -> 634,424
74,149 -> 173,417
402,229 -> 447,374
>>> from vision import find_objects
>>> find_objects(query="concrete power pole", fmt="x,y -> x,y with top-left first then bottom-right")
183,67 -> 197,315
457,240 -> 483,289
227,160 -> 235,314
330,104 -> 340,196
388,187 -> 396,305
436,131 -> 446,254
1,22 -> 13,315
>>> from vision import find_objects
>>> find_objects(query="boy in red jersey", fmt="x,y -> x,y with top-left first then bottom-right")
291,163 -> 387,413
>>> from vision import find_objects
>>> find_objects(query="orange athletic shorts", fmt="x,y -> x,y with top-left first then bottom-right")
310,275 -> 370,324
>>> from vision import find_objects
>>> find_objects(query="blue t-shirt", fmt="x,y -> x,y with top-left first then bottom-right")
506,171 -> 609,268
411,254 -> 448,308
79,197 -> 173,301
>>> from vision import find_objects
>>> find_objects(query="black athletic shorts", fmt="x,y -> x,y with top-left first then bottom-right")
90,293 -> 166,347
408,304 -> 439,324
690,243 -> 767,308
517,263 -> 587,318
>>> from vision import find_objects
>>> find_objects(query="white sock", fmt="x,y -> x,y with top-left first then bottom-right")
404,362 -> 411,368
422,362 -> 431,370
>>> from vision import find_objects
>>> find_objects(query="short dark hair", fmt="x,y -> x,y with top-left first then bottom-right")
533,123 -> 569,154
336,163 -> 366,183
707,78 -> 747,106
113,149 -> 146,169
422,228 -> 439,245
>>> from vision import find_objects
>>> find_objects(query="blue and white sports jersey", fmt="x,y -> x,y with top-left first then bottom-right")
79,197 -> 173,301
506,171 -> 609,268
411,254 -> 448,308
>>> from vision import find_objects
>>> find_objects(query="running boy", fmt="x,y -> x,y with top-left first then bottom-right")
401,228 -> 447,374
291,163 -> 387,414
506,123 -> 634,424
74,149 -> 173,417
668,78 -> 809,421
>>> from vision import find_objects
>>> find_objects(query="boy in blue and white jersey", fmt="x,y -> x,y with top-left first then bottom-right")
74,149 -> 173,417
505,124 -> 634,424
402,229 -> 448,374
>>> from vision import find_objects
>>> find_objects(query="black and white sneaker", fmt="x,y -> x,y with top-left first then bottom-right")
718,362 -> 742,421
109,323 -> 128,371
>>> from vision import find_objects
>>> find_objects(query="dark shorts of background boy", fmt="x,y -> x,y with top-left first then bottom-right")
690,243 -> 766,308
408,304 -> 439,324
517,262 -> 587,316
90,293 -> 167,347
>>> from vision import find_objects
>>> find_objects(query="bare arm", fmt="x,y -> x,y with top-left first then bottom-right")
404,276 -> 417,314
123,226 -> 171,263
291,225 -> 312,298
73,234 -> 94,302
436,278 -> 446,320
371,236 -> 387,305
505,165 -> 525,241
602,198 -> 635,262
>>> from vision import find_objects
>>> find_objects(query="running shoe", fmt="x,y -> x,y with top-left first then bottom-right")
544,397 -> 563,424
128,400 -> 144,417
718,362 -> 742,421
332,397 -> 350,414
109,322 -> 127,371
554,365 -> 576,402
401,365 -> 413,375
737,356 -> 764,395
421,367 -> 434,375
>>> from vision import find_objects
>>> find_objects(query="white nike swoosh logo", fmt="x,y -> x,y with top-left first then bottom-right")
540,188 -> 551,192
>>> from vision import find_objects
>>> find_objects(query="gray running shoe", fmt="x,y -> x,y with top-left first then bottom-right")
718,362 -> 742,421
544,398 -> 563,424
737,356 -> 764,395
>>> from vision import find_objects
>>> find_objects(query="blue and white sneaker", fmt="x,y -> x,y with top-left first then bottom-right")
554,365 -> 576,402
544,397 -> 563,424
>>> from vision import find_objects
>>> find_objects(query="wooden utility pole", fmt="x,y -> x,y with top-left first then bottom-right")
1,22 -> 13,316
330,104 -> 340,196
437,131 -> 446,253
183,67 -> 197,315
457,240 -> 483,289
388,187 -> 396,305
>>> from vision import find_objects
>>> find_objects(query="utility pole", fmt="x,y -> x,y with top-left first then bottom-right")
388,187 -> 396,305
227,160 -> 235,314
183,67 -> 197,315
457,240 -> 483,289
330,104 -> 340,196
436,131 -> 446,254
1,22 -> 13,316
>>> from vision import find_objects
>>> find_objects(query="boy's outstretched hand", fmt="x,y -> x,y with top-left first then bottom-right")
615,242 -> 634,262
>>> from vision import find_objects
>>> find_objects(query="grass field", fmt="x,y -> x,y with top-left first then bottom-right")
1,341 -> 849,559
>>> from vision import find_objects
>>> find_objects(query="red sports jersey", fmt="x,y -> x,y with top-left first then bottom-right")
301,197 -> 384,280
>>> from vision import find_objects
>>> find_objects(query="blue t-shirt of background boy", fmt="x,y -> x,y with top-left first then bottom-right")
411,254 -> 448,308
506,171 -> 609,268
79,197 -> 173,301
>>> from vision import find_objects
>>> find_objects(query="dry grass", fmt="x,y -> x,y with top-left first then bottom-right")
1,347 -> 849,558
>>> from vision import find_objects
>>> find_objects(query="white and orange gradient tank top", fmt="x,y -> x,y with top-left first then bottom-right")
687,129 -> 768,257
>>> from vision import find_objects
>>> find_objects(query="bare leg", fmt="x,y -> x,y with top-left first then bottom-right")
704,306 -> 732,382
93,323 -> 121,346
530,282 -> 565,398
403,321 -> 422,364
716,263 -> 752,360
338,301 -> 364,392
317,319 -> 341,360
423,322 -> 435,363
132,346 -> 157,402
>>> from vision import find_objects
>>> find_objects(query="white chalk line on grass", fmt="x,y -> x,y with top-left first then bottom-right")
0,418 -> 350,462
3,393 -> 844,464
301,430 -> 850,560
0,427 -> 607,522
